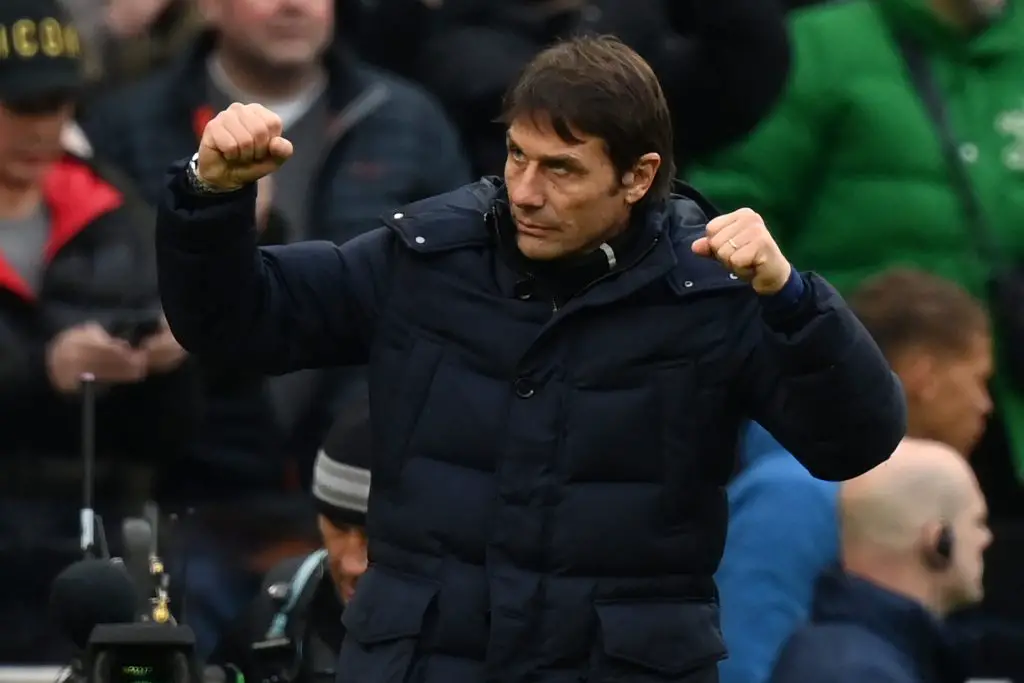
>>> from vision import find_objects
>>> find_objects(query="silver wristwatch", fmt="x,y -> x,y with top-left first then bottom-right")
186,152 -> 235,194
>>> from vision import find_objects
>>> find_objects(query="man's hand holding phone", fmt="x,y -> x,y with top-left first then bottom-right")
46,322 -> 147,393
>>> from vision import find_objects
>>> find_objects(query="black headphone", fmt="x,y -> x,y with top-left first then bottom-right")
926,524 -> 955,570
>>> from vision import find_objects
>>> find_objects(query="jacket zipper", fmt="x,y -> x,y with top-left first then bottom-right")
562,236 -> 662,306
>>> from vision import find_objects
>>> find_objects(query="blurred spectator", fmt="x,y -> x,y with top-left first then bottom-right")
77,0 -> 470,654
687,0 -> 1024,516
0,0 -> 197,662
716,424 -> 841,683
210,392 -> 370,683
60,0 -> 203,95
770,438 -> 991,683
716,269 -> 991,683
851,269 -> 993,455
417,0 -> 792,176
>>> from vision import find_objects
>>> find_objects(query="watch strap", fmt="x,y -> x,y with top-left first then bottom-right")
186,152 -> 236,194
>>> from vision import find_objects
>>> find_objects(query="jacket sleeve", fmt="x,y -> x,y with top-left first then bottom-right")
729,274 -> 906,481
156,164 -> 394,376
685,11 -> 834,242
660,0 -> 791,164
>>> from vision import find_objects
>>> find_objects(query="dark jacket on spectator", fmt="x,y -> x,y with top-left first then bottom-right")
418,0 -> 792,175
155,171 -> 905,683
0,154 -> 196,462
78,32 -> 471,499
79,30 -> 470,247
771,569 -> 968,683
211,552 -> 343,683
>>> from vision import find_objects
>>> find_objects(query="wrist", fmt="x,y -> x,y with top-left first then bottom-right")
187,153 -> 242,194
760,267 -> 806,314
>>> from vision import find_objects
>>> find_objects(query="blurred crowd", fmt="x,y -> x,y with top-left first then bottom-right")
0,0 -> 1022,680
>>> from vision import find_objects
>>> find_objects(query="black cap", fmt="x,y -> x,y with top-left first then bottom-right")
313,385 -> 372,528
0,0 -> 83,103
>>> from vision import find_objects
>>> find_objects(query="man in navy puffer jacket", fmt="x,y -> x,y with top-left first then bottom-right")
154,36 -> 905,683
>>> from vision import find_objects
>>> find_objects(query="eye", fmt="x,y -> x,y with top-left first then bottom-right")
508,147 -> 525,162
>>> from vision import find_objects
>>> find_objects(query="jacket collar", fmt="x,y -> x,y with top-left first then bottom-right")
812,567 -> 968,683
874,0 -> 1022,60
382,177 -> 745,311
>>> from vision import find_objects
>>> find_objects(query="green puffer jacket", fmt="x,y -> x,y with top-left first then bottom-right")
689,0 -> 1024,470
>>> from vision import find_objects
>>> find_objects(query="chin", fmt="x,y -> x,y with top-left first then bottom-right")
516,233 -> 565,261
3,160 -> 51,187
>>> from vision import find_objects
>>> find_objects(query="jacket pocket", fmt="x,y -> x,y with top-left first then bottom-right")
590,600 -> 726,682
340,565 -> 440,683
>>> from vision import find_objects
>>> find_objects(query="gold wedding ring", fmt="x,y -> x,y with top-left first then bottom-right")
727,238 -> 739,250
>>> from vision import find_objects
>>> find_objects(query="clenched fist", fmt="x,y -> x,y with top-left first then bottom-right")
691,208 -> 793,295
197,103 -> 294,191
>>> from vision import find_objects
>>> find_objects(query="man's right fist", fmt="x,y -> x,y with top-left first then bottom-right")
197,103 -> 294,191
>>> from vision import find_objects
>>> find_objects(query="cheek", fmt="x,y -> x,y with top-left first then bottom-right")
310,0 -> 332,20
238,0 -> 273,20
0,127 -> 14,154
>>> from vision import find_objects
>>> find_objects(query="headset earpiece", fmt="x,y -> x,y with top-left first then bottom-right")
926,524 -> 955,570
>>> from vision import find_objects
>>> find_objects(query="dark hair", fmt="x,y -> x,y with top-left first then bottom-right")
499,35 -> 675,201
850,268 -> 989,359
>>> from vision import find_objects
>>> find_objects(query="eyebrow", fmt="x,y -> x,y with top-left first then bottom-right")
506,132 -> 585,171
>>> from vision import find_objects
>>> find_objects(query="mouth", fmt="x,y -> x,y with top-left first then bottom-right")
514,219 -> 552,238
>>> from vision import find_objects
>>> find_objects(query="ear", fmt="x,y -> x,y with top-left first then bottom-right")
622,153 -> 661,205
892,350 -> 937,401
921,520 -> 944,550
919,520 -> 950,570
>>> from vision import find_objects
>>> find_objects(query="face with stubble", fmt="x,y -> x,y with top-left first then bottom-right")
503,114 -> 660,261
318,514 -> 367,604
0,96 -> 74,188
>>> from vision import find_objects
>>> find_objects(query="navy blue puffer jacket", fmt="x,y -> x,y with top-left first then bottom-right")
156,172 -> 905,683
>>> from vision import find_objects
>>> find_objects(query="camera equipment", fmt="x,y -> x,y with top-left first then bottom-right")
54,373 -> 199,683
84,623 -> 199,683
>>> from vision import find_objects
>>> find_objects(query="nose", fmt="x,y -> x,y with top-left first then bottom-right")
342,549 -> 368,577
507,163 -> 545,210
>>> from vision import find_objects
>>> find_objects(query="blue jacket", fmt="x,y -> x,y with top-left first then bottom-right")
155,172 -> 906,683
716,424 -> 840,683
771,569 -> 967,683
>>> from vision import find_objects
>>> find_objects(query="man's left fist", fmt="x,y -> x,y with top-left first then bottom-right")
691,208 -> 793,295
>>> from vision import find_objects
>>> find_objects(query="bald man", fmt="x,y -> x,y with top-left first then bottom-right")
769,439 -> 991,683
715,269 -> 990,683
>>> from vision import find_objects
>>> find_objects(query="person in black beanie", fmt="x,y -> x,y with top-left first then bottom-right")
208,400 -> 370,683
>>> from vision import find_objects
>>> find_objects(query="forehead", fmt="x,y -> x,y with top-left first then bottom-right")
507,114 -> 609,163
